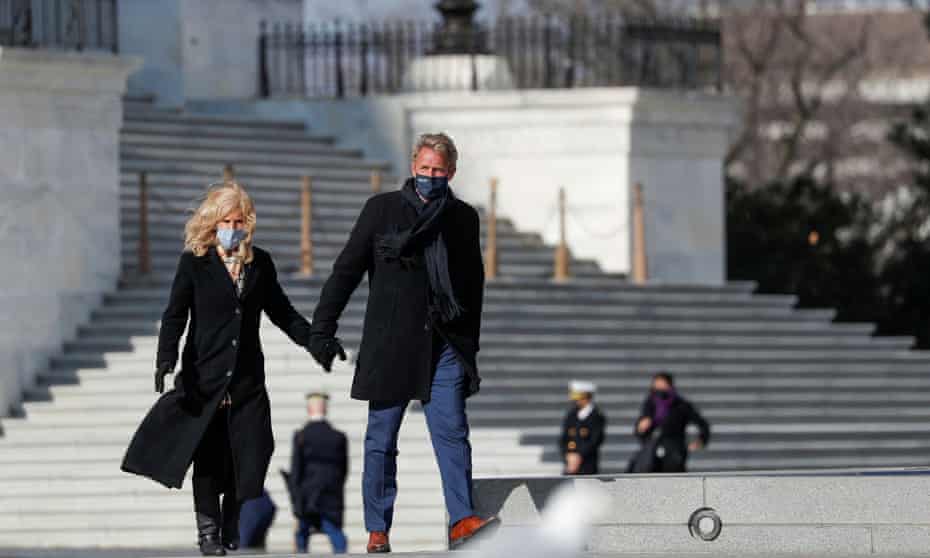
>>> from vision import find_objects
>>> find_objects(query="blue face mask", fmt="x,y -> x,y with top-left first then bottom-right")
217,228 -> 247,251
415,174 -> 449,200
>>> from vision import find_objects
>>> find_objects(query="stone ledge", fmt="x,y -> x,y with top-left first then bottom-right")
473,469 -> 930,555
0,47 -> 141,95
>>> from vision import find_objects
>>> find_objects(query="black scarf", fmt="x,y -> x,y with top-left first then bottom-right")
374,179 -> 464,324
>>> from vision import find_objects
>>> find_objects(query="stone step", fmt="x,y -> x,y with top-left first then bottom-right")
118,243 -> 583,267
38,370 -> 930,393
58,336 -> 913,360
105,277 -> 759,298
551,438 -> 930,456
120,133 -> 353,155
471,413 -> 930,429
45,357 -> 930,377
119,173 -> 392,195
49,348 -> 925,371
119,262 -> 603,280
101,278 -> 784,305
121,147 -> 388,170
123,111 -> 309,130
0,442 -> 548,467
120,159 -> 389,180
75,319 -> 874,341
119,121 -> 328,142
118,172 -> 394,194
120,161 -> 388,183
84,301 -> 826,322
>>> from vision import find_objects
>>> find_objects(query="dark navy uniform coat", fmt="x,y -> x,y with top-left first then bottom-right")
286,420 -> 348,527
559,405 -> 607,475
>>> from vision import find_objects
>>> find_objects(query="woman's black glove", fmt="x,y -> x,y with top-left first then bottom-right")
308,335 -> 347,373
154,363 -> 173,393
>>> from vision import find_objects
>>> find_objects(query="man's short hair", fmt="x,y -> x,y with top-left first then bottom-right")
412,132 -> 458,170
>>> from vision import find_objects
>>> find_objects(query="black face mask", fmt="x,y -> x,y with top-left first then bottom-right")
653,389 -> 672,400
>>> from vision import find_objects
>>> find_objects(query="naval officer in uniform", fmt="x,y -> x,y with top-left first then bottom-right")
559,381 -> 607,475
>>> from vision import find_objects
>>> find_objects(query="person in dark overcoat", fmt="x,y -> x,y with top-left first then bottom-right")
121,182 -> 317,556
559,381 -> 607,475
306,133 -> 497,552
284,392 -> 349,554
628,372 -> 711,473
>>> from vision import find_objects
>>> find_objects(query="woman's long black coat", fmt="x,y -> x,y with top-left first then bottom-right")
311,186 -> 484,403
121,246 -> 311,500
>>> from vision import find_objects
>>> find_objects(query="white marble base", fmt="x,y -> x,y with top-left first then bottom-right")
402,54 -> 515,92
0,48 -> 139,416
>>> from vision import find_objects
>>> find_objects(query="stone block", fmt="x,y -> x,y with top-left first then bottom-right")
706,476 -> 930,525
574,476 -> 703,524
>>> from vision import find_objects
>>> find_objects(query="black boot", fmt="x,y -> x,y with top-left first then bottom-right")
197,513 -> 227,556
221,493 -> 240,551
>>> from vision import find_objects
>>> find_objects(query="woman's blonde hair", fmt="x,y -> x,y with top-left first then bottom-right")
184,182 -> 257,263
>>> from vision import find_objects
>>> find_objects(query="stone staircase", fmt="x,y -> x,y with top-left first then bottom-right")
2,99 -> 930,553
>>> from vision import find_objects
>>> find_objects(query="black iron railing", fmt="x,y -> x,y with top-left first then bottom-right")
258,16 -> 721,99
0,0 -> 118,52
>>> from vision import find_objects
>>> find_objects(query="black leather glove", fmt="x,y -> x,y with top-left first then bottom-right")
154,362 -> 173,394
307,335 -> 347,373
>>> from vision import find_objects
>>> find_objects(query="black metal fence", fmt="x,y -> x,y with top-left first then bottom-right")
259,16 -> 721,99
0,0 -> 118,52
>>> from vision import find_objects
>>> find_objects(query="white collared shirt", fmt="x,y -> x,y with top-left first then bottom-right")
577,402 -> 595,421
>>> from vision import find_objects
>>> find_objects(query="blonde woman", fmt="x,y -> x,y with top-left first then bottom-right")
122,182 -> 323,556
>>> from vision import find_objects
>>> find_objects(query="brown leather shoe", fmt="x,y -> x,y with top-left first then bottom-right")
367,531 -> 391,553
449,515 -> 501,549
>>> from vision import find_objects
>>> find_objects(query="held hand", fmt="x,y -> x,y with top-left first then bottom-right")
154,363 -> 173,394
308,335 -> 347,373
636,416 -> 653,434
565,452 -> 582,474
689,440 -> 704,452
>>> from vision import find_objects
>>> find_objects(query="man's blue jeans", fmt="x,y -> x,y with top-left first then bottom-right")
295,517 -> 347,554
363,344 -> 474,532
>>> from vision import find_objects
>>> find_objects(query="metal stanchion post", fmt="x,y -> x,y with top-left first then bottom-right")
554,187 -> 570,282
632,183 -> 648,285
300,176 -> 314,277
485,178 -> 499,280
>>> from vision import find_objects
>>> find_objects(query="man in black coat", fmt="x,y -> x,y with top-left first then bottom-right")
629,372 -> 711,473
559,381 -> 607,475
286,392 -> 349,554
307,132 -> 497,552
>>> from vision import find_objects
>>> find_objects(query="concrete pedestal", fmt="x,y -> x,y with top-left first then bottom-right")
403,54 -> 516,92
0,48 -> 139,416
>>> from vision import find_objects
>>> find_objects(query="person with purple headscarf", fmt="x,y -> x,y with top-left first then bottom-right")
627,372 -> 710,473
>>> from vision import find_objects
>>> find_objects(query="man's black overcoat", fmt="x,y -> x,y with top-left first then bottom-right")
286,420 -> 348,527
311,184 -> 484,403
121,246 -> 311,499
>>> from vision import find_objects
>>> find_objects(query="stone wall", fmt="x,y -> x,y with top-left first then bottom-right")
120,0 -> 301,106
0,48 -> 138,416
191,88 -> 739,283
